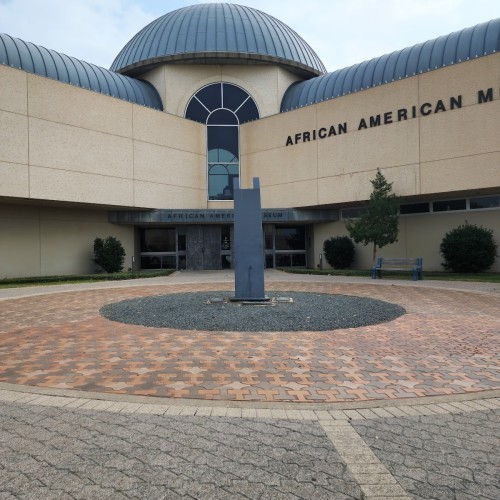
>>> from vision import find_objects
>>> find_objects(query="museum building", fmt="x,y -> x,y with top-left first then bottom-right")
0,3 -> 499,277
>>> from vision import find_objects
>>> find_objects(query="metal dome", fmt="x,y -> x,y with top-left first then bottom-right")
0,33 -> 164,110
110,3 -> 326,78
281,18 -> 500,112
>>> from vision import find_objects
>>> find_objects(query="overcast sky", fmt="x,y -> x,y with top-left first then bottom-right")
1,0 -> 498,71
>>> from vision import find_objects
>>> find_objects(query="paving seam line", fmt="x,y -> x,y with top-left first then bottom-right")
319,419 -> 411,500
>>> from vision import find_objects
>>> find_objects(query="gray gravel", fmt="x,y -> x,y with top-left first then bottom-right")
100,291 -> 405,331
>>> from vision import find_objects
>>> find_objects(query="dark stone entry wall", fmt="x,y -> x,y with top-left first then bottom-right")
186,225 -> 222,270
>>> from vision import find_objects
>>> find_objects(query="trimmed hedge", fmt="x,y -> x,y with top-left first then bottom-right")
0,270 -> 174,286
440,223 -> 497,272
323,236 -> 355,269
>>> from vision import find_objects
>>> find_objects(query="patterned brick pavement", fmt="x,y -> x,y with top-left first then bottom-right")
0,281 -> 499,403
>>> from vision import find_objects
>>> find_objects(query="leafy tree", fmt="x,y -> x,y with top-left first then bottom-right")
323,236 -> 355,269
345,169 -> 399,263
93,236 -> 125,273
440,222 -> 497,272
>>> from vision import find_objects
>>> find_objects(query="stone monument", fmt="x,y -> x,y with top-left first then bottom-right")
232,177 -> 267,301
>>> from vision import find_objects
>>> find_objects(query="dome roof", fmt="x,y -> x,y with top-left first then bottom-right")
0,33 -> 163,110
110,3 -> 326,78
281,18 -> 500,112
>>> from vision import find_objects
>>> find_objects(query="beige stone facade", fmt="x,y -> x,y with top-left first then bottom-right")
1,45 -> 499,277
142,64 -> 300,119
0,203 -> 135,277
241,55 -> 499,207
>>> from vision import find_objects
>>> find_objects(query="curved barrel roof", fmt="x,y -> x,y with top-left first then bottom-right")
0,33 -> 163,110
281,18 -> 499,112
111,3 -> 326,78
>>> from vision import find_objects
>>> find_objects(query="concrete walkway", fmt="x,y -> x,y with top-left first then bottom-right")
0,270 -> 499,499
1,269 -> 499,300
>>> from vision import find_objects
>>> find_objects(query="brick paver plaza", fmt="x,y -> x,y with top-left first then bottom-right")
0,270 -> 499,499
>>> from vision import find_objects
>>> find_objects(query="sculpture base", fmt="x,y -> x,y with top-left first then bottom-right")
229,296 -> 270,303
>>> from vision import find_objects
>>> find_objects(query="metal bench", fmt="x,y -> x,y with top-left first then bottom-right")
371,257 -> 423,281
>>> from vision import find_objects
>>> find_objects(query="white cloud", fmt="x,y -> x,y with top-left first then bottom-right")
0,0 -> 155,67
223,0 -> 499,70
1,0 -> 498,70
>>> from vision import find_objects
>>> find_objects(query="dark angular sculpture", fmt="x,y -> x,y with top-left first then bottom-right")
232,178 -> 267,301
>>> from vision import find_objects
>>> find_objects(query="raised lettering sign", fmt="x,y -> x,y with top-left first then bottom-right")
285,88 -> 493,146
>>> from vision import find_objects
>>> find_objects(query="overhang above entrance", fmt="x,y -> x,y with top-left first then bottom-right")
109,208 -> 339,225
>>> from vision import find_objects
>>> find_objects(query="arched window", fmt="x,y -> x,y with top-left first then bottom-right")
185,83 -> 259,200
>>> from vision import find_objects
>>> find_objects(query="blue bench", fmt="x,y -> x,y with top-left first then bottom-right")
371,257 -> 423,281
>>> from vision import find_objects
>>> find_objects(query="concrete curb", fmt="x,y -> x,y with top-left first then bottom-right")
1,383 -> 499,417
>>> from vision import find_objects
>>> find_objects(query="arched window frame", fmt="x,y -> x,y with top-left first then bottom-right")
185,83 -> 259,201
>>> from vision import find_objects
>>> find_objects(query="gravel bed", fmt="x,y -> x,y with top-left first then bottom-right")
100,291 -> 405,332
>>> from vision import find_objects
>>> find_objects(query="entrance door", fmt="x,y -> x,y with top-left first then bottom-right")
186,225 -> 221,270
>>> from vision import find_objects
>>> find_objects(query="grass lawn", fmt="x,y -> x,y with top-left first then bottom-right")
2,268 -> 499,288
277,268 -> 500,283
0,270 -> 175,288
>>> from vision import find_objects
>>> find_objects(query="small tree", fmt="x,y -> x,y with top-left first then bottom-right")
323,236 -> 355,269
345,169 -> 399,263
93,236 -> 125,273
440,222 -> 497,272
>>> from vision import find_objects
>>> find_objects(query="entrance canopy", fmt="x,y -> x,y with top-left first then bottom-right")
109,208 -> 339,225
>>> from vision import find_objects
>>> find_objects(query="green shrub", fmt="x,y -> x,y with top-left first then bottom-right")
440,223 -> 497,272
93,236 -> 126,273
323,236 -> 355,269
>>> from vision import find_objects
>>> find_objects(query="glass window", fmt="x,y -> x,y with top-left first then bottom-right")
235,98 -> 259,124
470,195 -> 500,210
264,225 -> 273,250
275,226 -> 306,251
208,164 -> 238,200
207,126 -> 239,160
400,202 -> 430,214
264,225 -> 307,268
274,253 -> 306,267
265,254 -> 274,268
177,234 -> 186,252
208,147 -> 238,163
222,83 -> 249,112
221,255 -> 232,269
207,109 -> 238,125
140,229 -> 176,252
341,207 -> 368,219
185,83 -> 259,200
275,253 -> 292,267
140,255 -> 176,270
221,226 -> 231,250
433,199 -> 466,212
196,83 -> 222,111
291,254 -> 306,267
184,98 -> 209,123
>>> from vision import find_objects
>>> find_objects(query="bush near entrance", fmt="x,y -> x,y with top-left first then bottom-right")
323,236 -> 355,269
93,236 -> 126,273
440,223 -> 497,272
